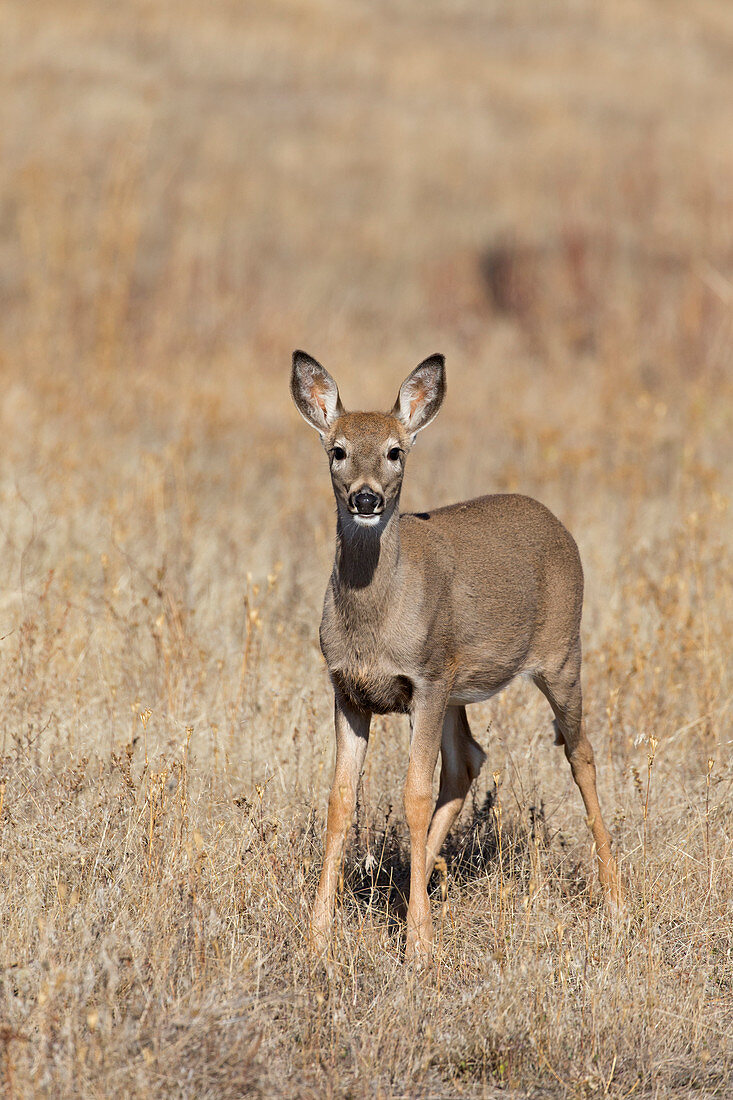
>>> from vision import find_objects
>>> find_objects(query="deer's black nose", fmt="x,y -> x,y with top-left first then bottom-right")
351,488 -> 383,515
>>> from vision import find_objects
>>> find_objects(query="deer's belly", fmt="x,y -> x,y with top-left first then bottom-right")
330,665 -> 413,715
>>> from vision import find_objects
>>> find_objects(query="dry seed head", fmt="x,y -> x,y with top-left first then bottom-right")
139,707 -> 152,731
435,856 -> 448,901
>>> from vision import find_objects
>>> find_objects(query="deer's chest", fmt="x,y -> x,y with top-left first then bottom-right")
319,581 -> 417,715
320,620 -> 413,715
329,661 -> 413,715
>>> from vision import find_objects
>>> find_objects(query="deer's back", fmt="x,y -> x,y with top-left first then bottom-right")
400,494 -> 584,697
404,493 -> 580,586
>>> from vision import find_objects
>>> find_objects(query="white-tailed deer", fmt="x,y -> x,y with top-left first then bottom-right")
291,350 -> 622,962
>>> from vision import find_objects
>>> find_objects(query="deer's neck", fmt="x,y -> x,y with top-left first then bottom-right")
332,503 -> 401,615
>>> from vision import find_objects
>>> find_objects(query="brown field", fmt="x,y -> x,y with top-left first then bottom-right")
1,1 -> 732,1096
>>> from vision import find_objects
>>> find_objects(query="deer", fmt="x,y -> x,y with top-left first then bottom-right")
290,350 -> 622,963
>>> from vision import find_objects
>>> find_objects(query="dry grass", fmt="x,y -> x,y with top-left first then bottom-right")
1,0 -> 732,1096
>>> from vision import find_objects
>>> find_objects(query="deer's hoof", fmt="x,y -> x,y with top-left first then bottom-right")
404,927 -> 434,968
604,883 -> 628,927
309,920 -> 331,959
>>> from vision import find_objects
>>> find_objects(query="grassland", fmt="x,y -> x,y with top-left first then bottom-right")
0,0 -> 732,1095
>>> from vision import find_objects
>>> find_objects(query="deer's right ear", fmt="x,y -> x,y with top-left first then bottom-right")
290,351 -> 344,436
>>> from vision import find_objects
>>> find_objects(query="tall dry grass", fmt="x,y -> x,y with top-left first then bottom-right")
0,0 -> 732,1096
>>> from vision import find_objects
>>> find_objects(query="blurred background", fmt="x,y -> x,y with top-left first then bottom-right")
1,0 -> 730,765
1,2 -> 732,1094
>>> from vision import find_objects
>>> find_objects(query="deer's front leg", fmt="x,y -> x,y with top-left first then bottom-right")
404,686 -> 448,963
310,691 -> 371,955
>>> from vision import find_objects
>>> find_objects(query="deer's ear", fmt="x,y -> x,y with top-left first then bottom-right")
290,351 -> 344,435
392,354 -> 445,438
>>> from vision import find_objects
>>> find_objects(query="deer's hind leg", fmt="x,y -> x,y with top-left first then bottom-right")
534,651 -> 622,910
425,706 -> 486,881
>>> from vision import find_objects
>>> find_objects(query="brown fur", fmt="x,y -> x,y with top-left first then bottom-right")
291,351 -> 622,961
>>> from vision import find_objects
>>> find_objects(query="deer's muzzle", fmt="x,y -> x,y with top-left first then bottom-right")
350,488 -> 384,516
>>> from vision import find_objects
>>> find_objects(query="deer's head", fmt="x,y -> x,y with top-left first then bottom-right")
291,351 -> 445,528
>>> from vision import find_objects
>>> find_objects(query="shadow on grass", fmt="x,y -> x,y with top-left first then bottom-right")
339,785 -> 583,940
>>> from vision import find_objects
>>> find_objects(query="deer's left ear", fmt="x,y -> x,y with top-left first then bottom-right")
392,354 -> 446,438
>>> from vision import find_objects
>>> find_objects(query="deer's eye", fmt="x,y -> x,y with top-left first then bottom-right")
387,446 -> 401,462
332,446 -> 347,461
